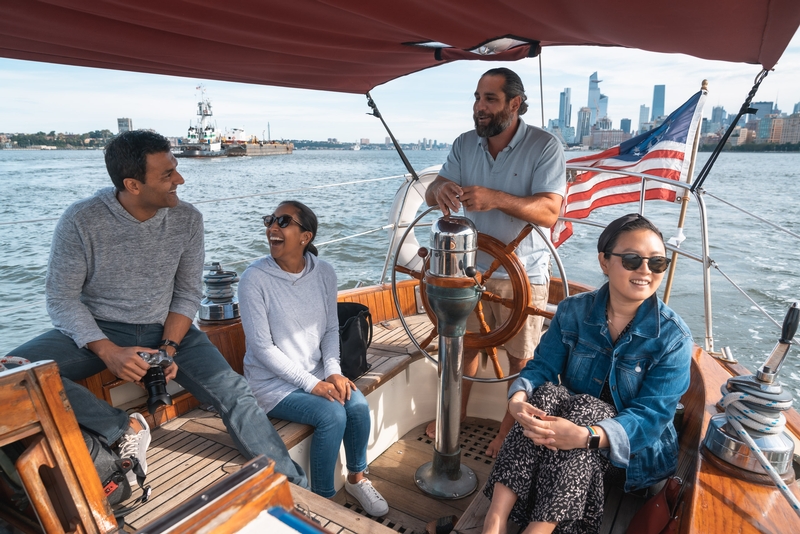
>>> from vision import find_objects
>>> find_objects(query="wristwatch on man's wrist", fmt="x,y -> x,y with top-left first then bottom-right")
158,339 -> 180,356
586,426 -> 601,449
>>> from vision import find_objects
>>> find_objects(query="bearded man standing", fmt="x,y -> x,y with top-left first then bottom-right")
424,67 -> 566,456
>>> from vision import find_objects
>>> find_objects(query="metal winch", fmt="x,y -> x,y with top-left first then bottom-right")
198,262 -> 240,322
703,302 -> 800,484
415,216 -> 483,499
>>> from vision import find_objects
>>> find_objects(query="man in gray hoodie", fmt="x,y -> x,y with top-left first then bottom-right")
7,130 -> 306,489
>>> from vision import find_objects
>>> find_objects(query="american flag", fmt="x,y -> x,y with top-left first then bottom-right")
551,89 -> 706,247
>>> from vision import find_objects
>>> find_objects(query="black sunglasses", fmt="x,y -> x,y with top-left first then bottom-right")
607,253 -> 671,274
263,214 -> 307,231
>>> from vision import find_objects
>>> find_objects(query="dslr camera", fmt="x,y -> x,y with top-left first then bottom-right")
137,349 -> 174,414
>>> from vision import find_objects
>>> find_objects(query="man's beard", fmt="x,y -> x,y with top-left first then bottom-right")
474,105 -> 514,138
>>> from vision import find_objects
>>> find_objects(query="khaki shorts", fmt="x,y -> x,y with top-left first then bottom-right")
465,278 -> 549,360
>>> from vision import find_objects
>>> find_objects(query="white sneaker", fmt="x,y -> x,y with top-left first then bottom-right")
344,478 -> 389,517
118,412 -> 150,487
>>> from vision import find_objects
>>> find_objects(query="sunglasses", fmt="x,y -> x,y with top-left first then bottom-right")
607,253 -> 671,274
263,214 -> 307,231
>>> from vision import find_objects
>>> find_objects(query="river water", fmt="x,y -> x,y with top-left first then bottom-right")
1,148 -> 799,395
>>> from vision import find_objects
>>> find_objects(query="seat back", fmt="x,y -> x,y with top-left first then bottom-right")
0,360 -> 118,533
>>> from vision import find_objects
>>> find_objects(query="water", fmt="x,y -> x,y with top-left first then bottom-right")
1,149 -> 799,395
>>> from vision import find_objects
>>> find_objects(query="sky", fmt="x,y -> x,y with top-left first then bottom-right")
1,27 -> 799,145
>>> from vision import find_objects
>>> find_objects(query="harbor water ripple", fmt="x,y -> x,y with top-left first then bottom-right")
1,149 -> 799,395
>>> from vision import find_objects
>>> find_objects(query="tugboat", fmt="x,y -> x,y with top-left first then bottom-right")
173,85 -> 226,158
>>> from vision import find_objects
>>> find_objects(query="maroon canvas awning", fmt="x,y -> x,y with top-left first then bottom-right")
1,0 -> 798,94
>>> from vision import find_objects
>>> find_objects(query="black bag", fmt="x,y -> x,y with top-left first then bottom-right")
337,302 -> 373,380
81,428 -> 147,507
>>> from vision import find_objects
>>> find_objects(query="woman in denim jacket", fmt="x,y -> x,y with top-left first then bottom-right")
482,213 -> 693,534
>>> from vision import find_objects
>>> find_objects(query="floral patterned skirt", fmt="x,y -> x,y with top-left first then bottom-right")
484,383 -> 621,534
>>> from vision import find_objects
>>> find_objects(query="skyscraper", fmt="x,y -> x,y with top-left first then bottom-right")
751,101 -> 774,119
587,72 -> 601,126
577,107 -> 592,141
620,118 -> 631,134
651,85 -> 665,121
558,88 -> 572,129
598,94 -> 608,121
638,105 -> 650,133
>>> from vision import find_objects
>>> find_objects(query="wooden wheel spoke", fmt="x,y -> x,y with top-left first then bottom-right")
419,327 -> 437,351
471,302 -> 492,336
480,292 -> 516,311
503,224 -> 534,254
525,304 -> 555,320
485,346 -> 505,379
394,264 -> 424,280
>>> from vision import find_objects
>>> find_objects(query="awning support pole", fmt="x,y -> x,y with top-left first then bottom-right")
366,92 -> 419,181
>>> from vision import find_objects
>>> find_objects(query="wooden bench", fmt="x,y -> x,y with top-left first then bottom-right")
74,278 -> 589,452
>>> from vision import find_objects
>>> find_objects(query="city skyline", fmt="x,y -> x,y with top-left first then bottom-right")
1,28 -> 799,143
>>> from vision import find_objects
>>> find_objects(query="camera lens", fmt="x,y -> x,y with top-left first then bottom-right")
143,366 -> 173,414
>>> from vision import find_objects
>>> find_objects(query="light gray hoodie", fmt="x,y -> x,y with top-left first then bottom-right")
240,252 -> 341,413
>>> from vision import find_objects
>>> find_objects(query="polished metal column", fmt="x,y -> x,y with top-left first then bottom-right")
415,216 -> 481,499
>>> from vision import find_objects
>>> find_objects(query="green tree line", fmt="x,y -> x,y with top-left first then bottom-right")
7,130 -> 114,148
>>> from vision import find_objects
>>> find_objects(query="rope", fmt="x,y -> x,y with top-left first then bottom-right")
720,391 -> 800,517
0,356 -> 31,371
719,391 -> 791,434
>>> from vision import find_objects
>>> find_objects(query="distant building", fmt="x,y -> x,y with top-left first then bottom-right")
589,129 -> 632,149
751,102 -> 774,120
781,114 -> 800,144
360,138 -> 370,145
711,106 -> 726,125
620,118 -> 631,134
638,105 -> 650,133
794,102 -> 800,114
598,95 -> 608,123
117,118 -> 133,134
651,85 -> 665,121
596,116 -> 612,130
558,88 -> 572,129
756,115 -> 780,142
577,107 -> 592,141
587,73 -> 601,126
562,126 -> 575,145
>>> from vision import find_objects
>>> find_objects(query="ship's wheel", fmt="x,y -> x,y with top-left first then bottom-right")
391,207 -> 569,383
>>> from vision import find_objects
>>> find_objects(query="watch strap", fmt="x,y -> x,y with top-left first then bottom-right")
159,339 -> 180,352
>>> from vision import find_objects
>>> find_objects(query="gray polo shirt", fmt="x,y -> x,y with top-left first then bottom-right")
439,118 -> 566,284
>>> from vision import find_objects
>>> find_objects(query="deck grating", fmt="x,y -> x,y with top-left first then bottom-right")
333,418 -> 499,534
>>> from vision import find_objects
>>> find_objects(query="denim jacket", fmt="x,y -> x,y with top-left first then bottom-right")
509,283 -> 693,491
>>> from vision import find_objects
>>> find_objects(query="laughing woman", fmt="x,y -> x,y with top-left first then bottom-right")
482,213 -> 693,534
238,200 -> 388,516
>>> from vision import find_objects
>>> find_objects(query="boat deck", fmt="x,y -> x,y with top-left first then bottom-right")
118,313 -> 643,533
119,410 -> 501,533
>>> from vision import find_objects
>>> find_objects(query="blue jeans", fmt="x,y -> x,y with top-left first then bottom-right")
7,322 -> 307,488
268,388 -> 370,497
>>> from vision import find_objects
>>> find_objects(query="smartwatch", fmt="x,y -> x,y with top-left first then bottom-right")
586,426 -> 601,449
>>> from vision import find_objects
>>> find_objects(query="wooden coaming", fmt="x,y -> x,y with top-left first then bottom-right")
678,348 -> 800,533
